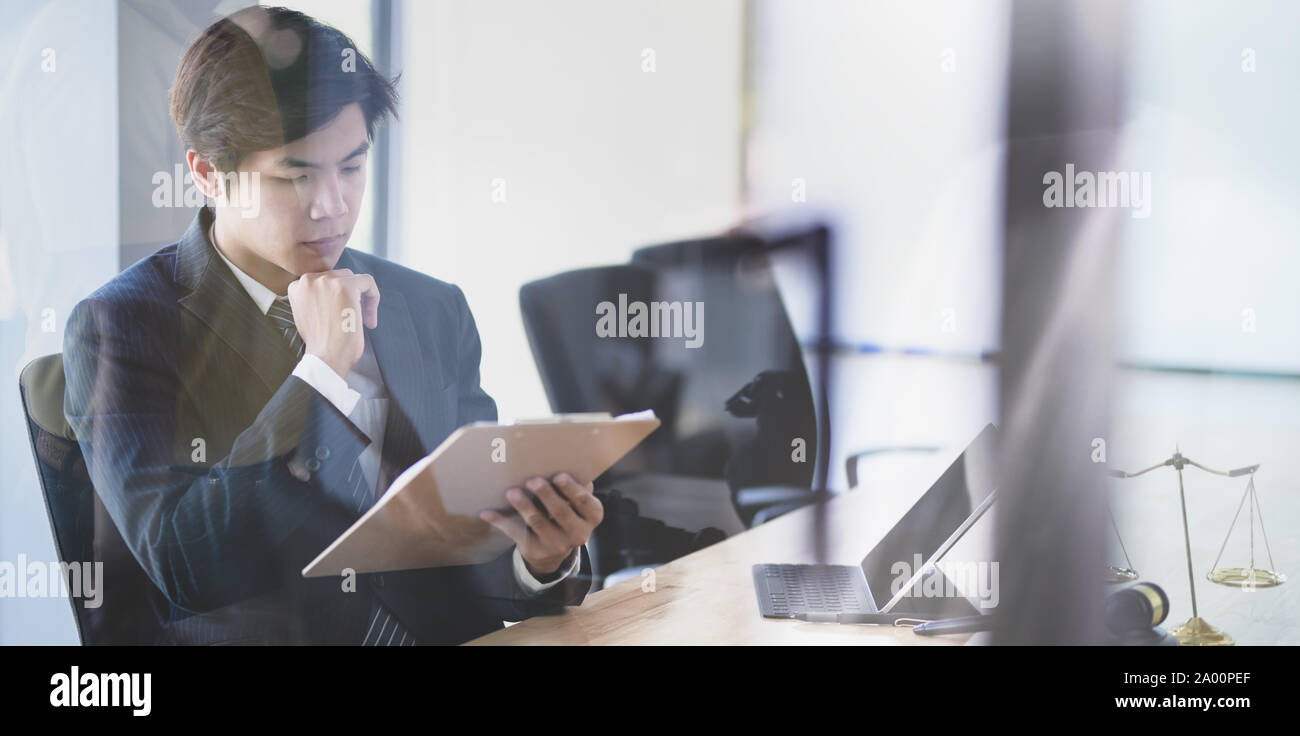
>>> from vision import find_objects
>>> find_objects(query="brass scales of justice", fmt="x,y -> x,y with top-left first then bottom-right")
1105,447 -> 1285,646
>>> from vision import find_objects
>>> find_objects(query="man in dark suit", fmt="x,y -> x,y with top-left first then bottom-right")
61,6 -> 600,645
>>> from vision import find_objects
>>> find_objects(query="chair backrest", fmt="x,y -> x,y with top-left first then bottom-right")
519,236 -> 817,490
519,265 -> 662,417
18,354 -> 167,644
631,234 -> 819,492
519,265 -> 685,477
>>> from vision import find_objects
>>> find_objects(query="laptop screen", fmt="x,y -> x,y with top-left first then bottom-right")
859,424 -> 1000,617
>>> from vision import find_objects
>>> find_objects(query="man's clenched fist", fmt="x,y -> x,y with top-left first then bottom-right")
286,268 -> 380,377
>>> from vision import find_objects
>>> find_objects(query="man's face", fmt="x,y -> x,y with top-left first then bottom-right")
219,102 -> 369,281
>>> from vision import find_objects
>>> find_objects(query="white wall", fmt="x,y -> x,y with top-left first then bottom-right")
749,0 -> 1011,356
1117,0 -> 1300,373
747,0 -> 1012,488
397,0 -> 744,419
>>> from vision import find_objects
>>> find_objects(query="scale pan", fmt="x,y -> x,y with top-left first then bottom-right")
1207,567 -> 1285,588
1104,565 -> 1139,583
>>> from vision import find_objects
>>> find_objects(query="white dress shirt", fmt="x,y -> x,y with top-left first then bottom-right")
208,232 -> 579,593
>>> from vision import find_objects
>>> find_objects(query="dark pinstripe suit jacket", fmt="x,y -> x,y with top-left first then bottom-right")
62,207 -> 589,644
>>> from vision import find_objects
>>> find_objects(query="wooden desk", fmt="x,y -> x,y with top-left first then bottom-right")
468,455 -> 974,645
469,369 -> 1300,646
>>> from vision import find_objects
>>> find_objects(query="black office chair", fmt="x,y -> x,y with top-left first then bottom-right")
519,264 -> 735,480
634,232 -> 943,503
628,233 -> 831,525
18,354 -> 169,644
521,234 -> 828,531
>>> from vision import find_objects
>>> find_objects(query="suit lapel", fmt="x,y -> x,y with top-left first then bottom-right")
175,209 -> 300,395
336,249 -> 438,466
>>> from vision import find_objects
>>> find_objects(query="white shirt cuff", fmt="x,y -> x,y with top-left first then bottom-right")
513,546 -> 581,595
292,354 -> 361,417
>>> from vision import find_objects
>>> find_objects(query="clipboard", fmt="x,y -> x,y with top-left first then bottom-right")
301,411 -> 660,577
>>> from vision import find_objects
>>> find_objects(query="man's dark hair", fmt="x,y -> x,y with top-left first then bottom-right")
171,5 -> 398,171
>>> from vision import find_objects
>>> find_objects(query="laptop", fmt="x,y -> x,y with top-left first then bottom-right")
753,424 -> 999,623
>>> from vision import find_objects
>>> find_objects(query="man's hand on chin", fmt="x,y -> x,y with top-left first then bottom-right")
479,473 -> 603,581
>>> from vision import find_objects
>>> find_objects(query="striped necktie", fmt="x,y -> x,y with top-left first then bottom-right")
350,452 -> 417,646
267,296 -> 306,359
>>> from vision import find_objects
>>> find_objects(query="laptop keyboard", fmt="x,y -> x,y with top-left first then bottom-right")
753,563 -> 875,618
